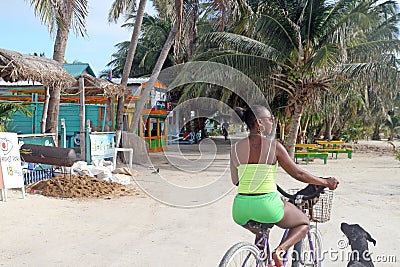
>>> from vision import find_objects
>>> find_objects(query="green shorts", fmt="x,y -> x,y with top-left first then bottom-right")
232,192 -> 285,225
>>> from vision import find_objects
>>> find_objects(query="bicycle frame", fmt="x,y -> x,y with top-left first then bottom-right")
250,224 -> 320,267
304,229 -> 319,266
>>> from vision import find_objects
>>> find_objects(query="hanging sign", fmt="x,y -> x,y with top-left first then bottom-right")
0,132 -> 25,201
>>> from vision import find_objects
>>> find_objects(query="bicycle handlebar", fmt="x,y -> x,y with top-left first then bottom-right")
277,184 -> 326,201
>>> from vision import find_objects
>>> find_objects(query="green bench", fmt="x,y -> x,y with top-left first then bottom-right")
294,151 -> 329,164
309,148 -> 353,159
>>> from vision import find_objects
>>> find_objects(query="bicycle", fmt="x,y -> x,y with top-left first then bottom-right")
219,184 -> 334,267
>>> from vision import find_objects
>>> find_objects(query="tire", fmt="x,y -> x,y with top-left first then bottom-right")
219,242 -> 263,267
299,226 -> 324,267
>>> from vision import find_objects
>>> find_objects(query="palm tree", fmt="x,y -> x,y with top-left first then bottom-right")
104,14 -> 175,78
198,0 -> 400,157
27,0 -> 88,135
0,102 -> 32,132
129,0 -> 183,134
108,0 -> 147,131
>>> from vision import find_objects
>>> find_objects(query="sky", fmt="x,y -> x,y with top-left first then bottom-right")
1,1 -> 399,78
0,1 -> 156,77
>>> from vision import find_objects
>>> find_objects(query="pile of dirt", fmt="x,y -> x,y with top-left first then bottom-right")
28,175 -> 137,199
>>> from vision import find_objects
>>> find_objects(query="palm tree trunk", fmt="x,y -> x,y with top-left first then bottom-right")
324,113 -> 338,140
388,129 -> 394,141
324,116 -> 332,140
372,121 -> 381,140
41,86 -> 50,133
286,103 -> 303,159
116,0 -> 147,131
46,1 -> 74,136
129,0 -> 182,134
187,0 -> 199,60
53,19 -> 71,63
45,87 -> 61,134
279,122 -> 285,142
300,116 -> 310,144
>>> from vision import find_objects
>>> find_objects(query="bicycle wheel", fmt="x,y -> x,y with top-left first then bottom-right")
300,226 -> 324,267
219,242 -> 264,267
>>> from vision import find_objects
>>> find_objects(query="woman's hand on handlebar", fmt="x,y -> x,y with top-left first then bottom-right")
324,177 -> 339,190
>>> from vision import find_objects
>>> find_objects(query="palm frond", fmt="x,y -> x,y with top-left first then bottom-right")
71,0 -> 88,37
255,4 -> 299,55
306,43 -> 341,69
108,0 -> 136,23
199,32 -> 282,61
28,0 -> 58,34
347,39 -> 400,59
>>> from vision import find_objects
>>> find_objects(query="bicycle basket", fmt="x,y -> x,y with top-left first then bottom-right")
283,189 -> 334,223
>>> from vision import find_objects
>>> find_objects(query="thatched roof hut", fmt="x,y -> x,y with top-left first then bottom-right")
0,48 -> 75,88
65,74 -> 125,97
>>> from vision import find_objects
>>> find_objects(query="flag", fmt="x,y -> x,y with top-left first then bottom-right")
107,69 -> 113,81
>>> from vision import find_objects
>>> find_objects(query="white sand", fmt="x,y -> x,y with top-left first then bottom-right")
0,137 -> 399,266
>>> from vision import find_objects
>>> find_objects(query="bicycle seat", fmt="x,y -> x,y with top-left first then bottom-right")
246,220 -> 275,231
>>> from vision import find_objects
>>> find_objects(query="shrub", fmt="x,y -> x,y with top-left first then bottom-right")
341,123 -> 366,142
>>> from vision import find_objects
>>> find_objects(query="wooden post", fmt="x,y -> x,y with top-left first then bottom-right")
41,86 -> 50,133
139,116 -> 144,137
101,105 -> 107,132
60,118 -> 66,148
164,119 -> 168,149
105,98 -> 112,132
148,119 -> 151,150
157,118 -> 160,148
85,120 -> 91,164
79,77 -> 86,160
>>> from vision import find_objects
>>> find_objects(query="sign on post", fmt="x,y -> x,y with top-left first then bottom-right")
89,133 -> 115,161
0,132 -> 25,201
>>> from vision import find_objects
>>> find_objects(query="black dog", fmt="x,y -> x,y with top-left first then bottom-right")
341,223 -> 376,267
290,184 -> 325,221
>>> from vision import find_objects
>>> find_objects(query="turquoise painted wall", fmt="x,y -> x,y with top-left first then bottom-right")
9,103 -> 104,136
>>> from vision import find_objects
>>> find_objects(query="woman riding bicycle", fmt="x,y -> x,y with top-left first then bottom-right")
230,105 -> 339,266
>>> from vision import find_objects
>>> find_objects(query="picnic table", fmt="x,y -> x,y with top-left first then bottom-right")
308,147 -> 353,159
311,140 -> 352,159
294,151 -> 329,164
294,143 -> 319,151
294,144 -> 328,164
294,141 -> 352,161
315,140 -> 344,148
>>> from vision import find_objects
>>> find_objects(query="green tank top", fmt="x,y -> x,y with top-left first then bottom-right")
237,164 -> 277,194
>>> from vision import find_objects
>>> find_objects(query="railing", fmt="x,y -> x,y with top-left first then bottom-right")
23,168 -> 54,185
18,133 -> 56,185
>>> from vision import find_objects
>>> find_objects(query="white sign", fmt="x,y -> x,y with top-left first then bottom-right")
0,132 -> 25,201
90,133 -> 115,160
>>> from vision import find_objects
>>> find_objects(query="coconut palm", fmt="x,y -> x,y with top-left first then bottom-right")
129,0 -> 183,133
198,0 -> 400,157
104,14 -> 175,79
27,0 -> 88,135
109,0 -> 147,131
